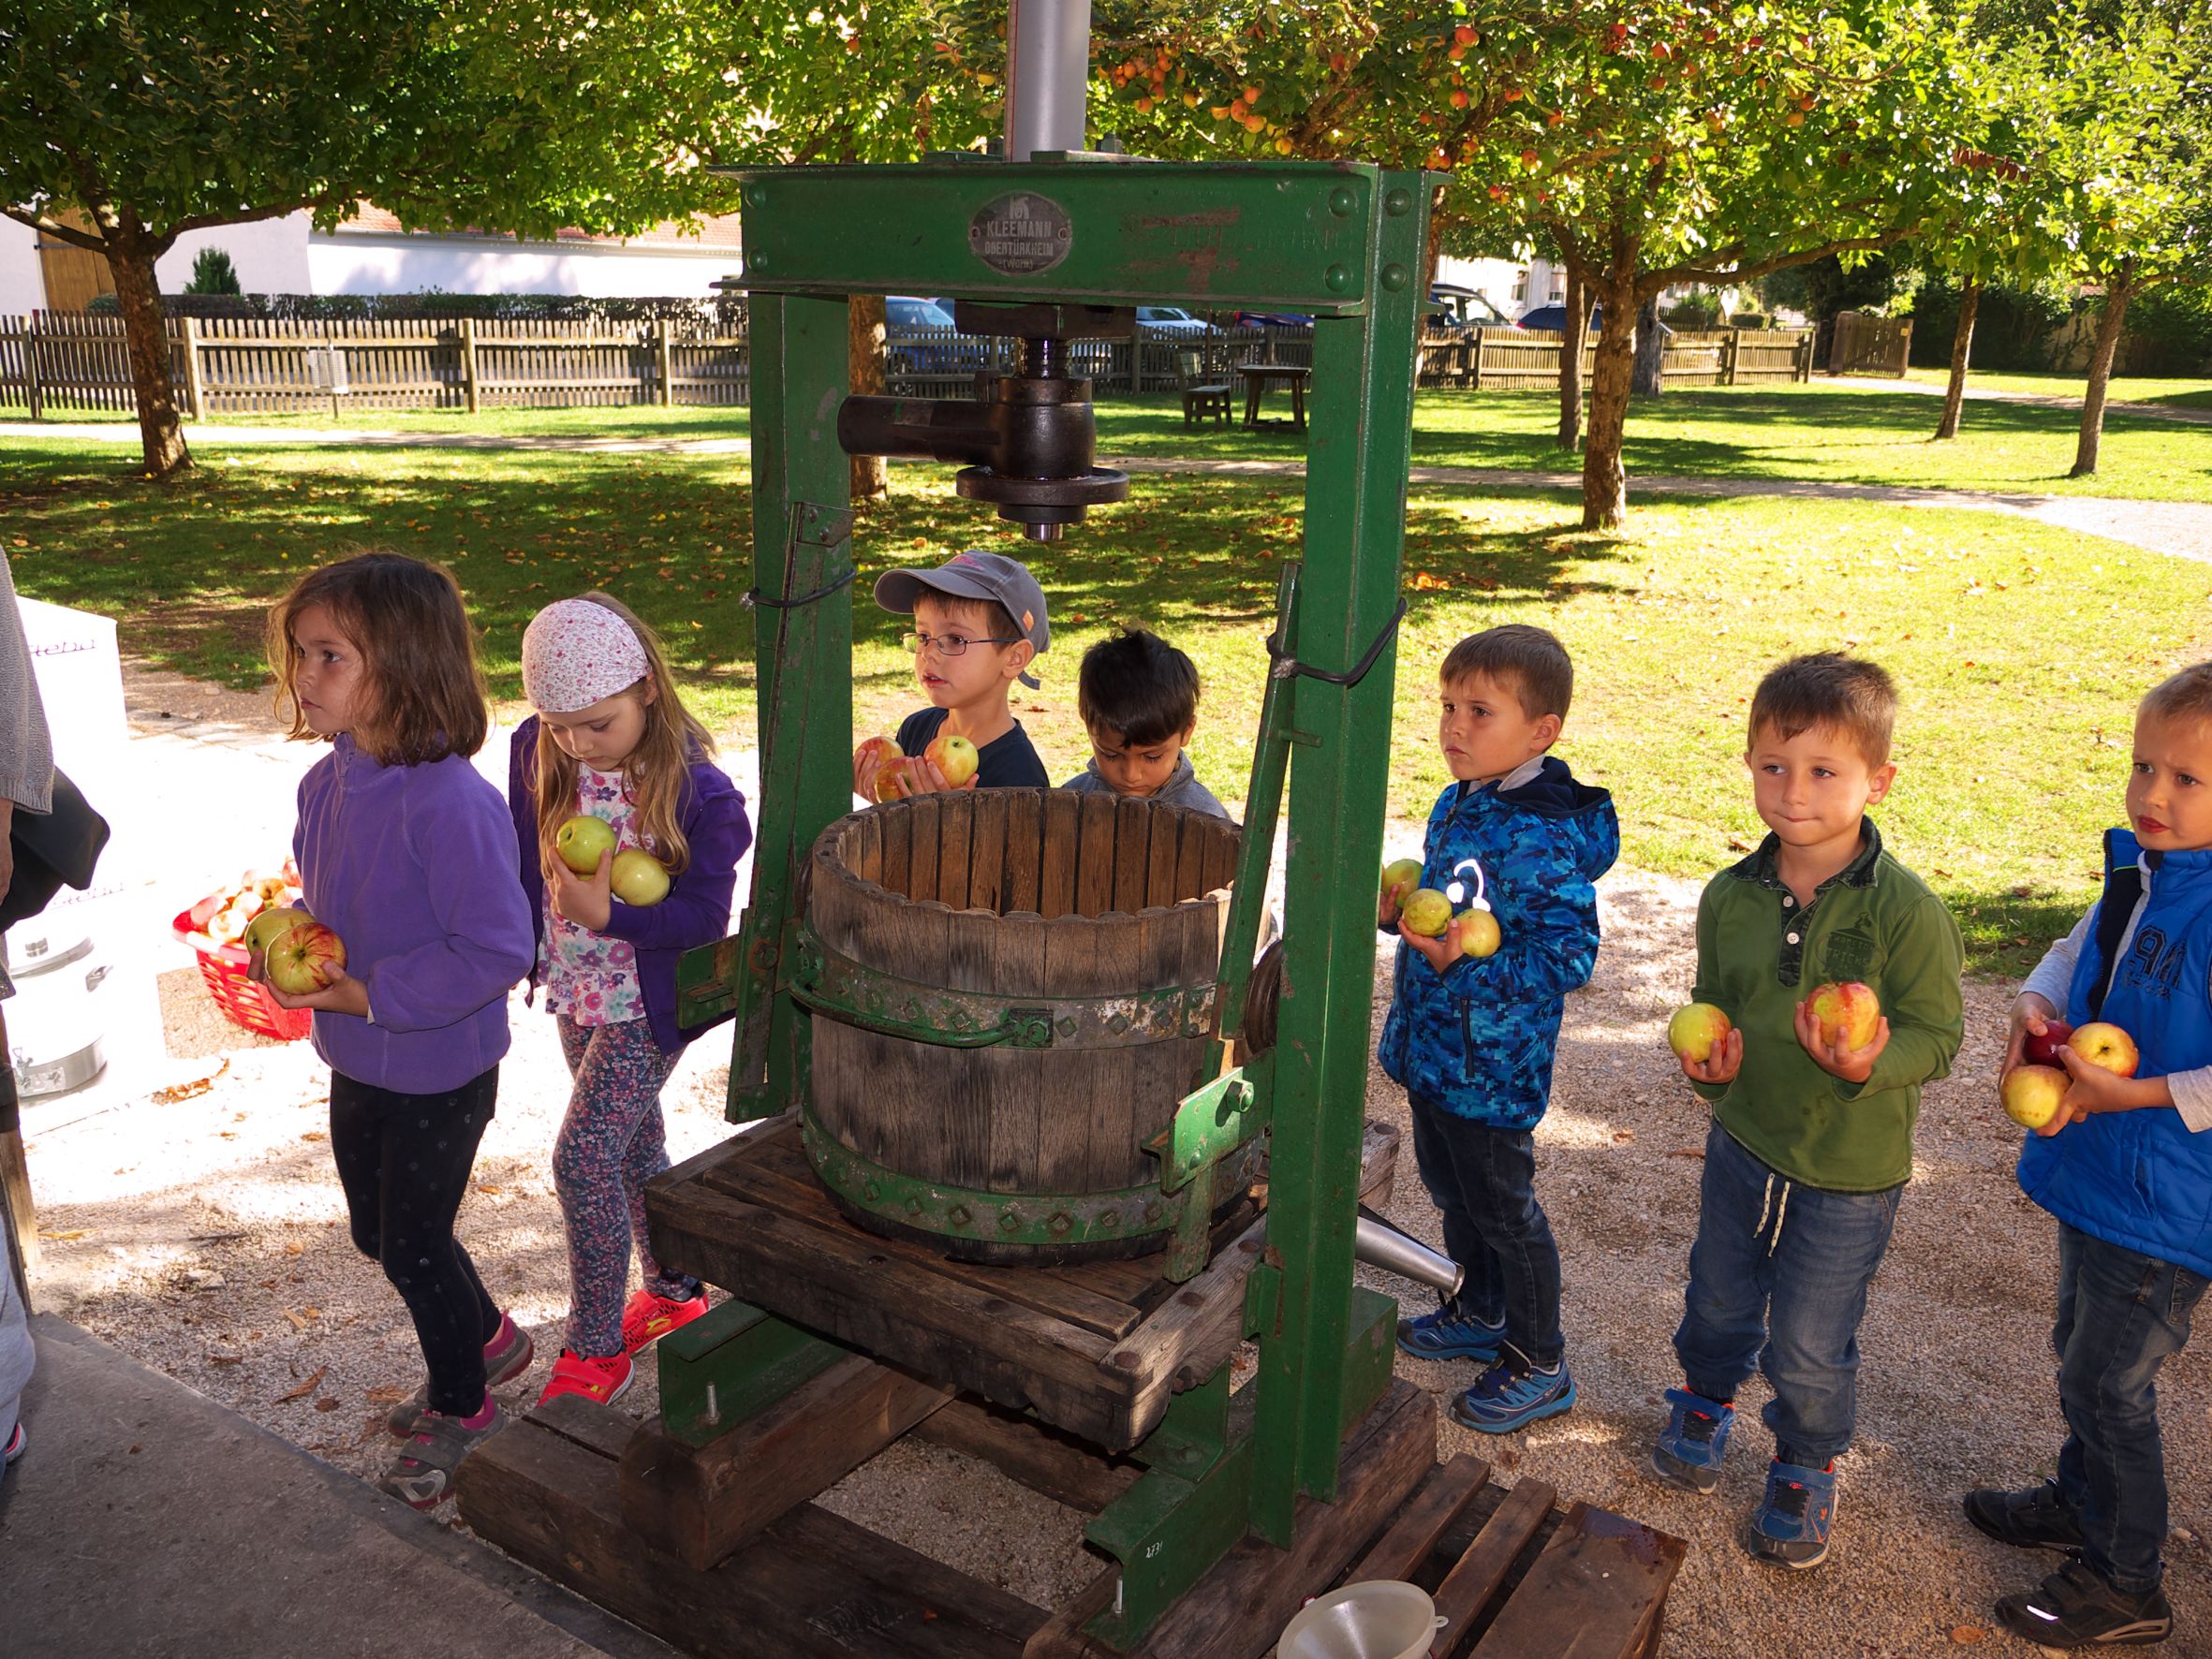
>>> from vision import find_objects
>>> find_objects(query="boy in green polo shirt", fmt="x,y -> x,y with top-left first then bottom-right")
1644,653 -> 1964,1571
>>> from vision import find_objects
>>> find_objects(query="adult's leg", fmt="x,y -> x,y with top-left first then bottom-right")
1759,1177 -> 1902,1468
1674,1123 -> 1781,1406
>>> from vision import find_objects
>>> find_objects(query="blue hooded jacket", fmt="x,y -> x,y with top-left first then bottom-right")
1377,757 -> 1619,1126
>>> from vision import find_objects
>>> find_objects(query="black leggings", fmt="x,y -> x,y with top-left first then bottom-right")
329,1066 -> 502,1416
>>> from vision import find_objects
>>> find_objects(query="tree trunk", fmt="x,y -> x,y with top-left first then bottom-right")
2072,270 -> 2134,479
105,236 -> 189,477
1556,259 -> 1586,451
1934,278 -> 1981,441
848,292 -> 888,503
1630,295 -> 1664,396
1583,278 -> 1638,530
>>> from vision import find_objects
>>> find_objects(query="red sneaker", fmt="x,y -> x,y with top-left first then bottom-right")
536,1348 -> 632,1408
621,1288 -> 708,1355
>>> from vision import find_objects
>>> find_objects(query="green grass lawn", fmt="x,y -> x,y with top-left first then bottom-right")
1902,366 -> 2212,413
7,432 -> 2205,976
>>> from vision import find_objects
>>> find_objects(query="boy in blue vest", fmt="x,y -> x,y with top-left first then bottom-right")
1970,663 -> 2212,1650
1379,624 -> 1618,1433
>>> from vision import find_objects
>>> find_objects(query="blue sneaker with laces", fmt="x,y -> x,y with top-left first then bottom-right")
1748,1459 -> 1836,1569
1449,1358 -> 1575,1434
1396,1305 -> 1505,1362
1649,1387 -> 1734,1494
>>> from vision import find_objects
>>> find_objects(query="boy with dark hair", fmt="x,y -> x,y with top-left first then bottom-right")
1969,660 -> 2212,1649
857,550 -> 1053,797
1063,627 -> 1230,820
1379,623 -> 1619,1433
1652,652 -> 1963,1572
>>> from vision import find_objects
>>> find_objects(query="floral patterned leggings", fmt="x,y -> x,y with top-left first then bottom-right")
553,1015 -> 701,1358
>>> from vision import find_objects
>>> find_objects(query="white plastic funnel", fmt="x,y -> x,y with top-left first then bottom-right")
1277,1580 -> 1448,1659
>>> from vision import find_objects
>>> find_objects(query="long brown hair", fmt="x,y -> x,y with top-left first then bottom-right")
266,551 -> 489,763
531,592 -> 714,884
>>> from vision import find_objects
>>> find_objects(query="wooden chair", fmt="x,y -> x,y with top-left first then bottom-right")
1175,345 -> 1232,428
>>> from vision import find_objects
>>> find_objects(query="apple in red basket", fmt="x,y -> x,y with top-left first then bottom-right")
610,849 -> 670,907
1668,1002 -> 1733,1064
2069,1021 -> 2139,1078
2022,1019 -> 2074,1069
2003,1064 -> 2071,1130
555,814 -> 618,875
265,921 -> 347,995
924,733 -> 980,788
1806,980 -> 1880,1050
243,905 -> 315,956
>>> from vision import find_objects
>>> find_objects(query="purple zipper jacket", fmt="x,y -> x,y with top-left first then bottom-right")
508,717 -> 751,1054
292,735 -> 536,1095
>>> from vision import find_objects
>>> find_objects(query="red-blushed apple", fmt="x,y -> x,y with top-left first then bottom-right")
1807,981 -> 1880,1050
1668,1002 -> 1733,1064
610,848 -> 670,907
265,921 -> 347,996
243,906 -> 315,956
1380,859 -> 1423,908
2002,1064 -> 2071,1130
1453,908 -> 1502,959
2068,1021 -> 2140,1078
854,736 -> 910,803
924,733 -> 980,788
555,815 -> 618,875
2023,1020 -> 2075,1069
1400,888 -> 1453,938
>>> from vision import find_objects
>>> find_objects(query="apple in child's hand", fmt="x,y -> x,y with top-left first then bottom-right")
1806,980 -> 1880,1050
2068,1021 -> 2139,1078
555,815 -> 618,875
610,848 -> 671,907
264,921 -> 347,995
243,906 -> 314,956
2022,1019 -> 2074,1069
1400,888 -> 1453,938
1668,1002 -> 1733,1064
2002,1064 -> 2071,1130
924,733 -> 980,788
1453,908 -> 1502,959
1380,859 -> 1424,907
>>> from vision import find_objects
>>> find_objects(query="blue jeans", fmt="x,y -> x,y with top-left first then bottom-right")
1407,1095 -> 1562,1368
1674,1122 -> 1901,1468
2051,1223 -> 2206,1594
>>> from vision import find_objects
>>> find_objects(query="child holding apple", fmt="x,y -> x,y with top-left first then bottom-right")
510,595 -> 751,1411
854,551 -> 1053,801
258,552 -> 538,1508
1377,624 -> 1618,1434
1971,662 -> 2212,1649
1060,627 -> 1231,819
1652,653 -> 1962,1572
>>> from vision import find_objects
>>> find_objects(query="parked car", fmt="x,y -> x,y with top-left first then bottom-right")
1425,286 -> 1512,329
1512,302 -> 1674,340
887,295 -> 998,377
1134,305 -> 1211,336
1234,308 -> 1314,330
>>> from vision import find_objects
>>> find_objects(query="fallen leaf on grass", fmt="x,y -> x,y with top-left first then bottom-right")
276,1365 -> 328,1403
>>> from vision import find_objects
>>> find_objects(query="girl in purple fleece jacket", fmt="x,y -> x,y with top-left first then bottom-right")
259,552 -> 537,1510
510,595 -> 749,1410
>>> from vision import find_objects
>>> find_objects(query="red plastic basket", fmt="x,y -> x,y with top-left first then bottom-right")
171,903 -> 314,1042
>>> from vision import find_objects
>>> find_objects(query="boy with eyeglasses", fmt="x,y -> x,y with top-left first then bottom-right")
856,551 -> 1053,798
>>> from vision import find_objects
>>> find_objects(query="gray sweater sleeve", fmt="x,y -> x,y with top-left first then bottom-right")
0,557 -> 54,815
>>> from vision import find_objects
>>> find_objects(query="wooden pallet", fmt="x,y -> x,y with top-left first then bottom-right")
644,1110 -> 1400,1452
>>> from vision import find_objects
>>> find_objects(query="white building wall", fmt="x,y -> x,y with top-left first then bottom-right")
156,213 -> 314,294
307,233 -> 739,300
0,219 -> 41,316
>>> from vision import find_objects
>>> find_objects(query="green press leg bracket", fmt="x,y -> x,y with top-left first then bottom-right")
656,1297 -> 851,1447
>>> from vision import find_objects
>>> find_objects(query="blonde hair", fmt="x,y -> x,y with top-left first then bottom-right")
530,593 -> 715,886
266,550 -> 489,765
2141,663 -> 2212,729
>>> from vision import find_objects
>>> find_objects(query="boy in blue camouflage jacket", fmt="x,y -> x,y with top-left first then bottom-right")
1379,624 -> 1619,1433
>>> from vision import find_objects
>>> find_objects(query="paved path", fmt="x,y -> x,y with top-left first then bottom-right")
1850,375 -> 2212,426
9,418 -> 2208,564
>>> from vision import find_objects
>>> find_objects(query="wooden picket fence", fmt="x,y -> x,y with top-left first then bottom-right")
1829,312 -> 1913,378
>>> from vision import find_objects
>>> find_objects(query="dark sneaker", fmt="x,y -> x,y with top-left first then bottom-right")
1748,1459 -> 1836,1570
1997,1558 -> 2173,1648
1397,1305 -> 1505,1363
386,1313 -> 536,1436
1649,1387 -> 1735,1494
1449,1358 -> 1575,1434
1965,1479 -> 2087,1554
3,1420 -> 22,1468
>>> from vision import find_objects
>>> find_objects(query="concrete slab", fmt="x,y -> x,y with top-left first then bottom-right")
0,1315 -> 680,1659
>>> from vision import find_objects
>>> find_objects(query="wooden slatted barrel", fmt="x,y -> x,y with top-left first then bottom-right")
800,788 -> 1257,1264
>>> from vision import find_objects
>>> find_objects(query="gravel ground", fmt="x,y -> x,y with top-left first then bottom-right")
20,675 -> 2212,1654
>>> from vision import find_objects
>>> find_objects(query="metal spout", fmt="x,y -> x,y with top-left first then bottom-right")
1354,1210 -> 1464,1299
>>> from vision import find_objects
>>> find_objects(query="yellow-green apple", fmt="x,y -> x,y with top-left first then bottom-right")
1400,888 -> 1453,937
924,733 -> 980,787
1807,981 -> 1880,1050
265,921 -> 347,995
2002,1064 -> 2071,1130
610,848 -> 671,907
1453,908 -> 1502,959
243,906 -> 314,956
1380,859 -> 1423,908
1668,1002 -> 1733,1064
2023,1020 -> 2074,1069
555,815 -> 618,875
2068,1021 -> 2139,1078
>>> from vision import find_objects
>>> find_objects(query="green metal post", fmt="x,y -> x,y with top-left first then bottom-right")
1247,173 -> 1428,1544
